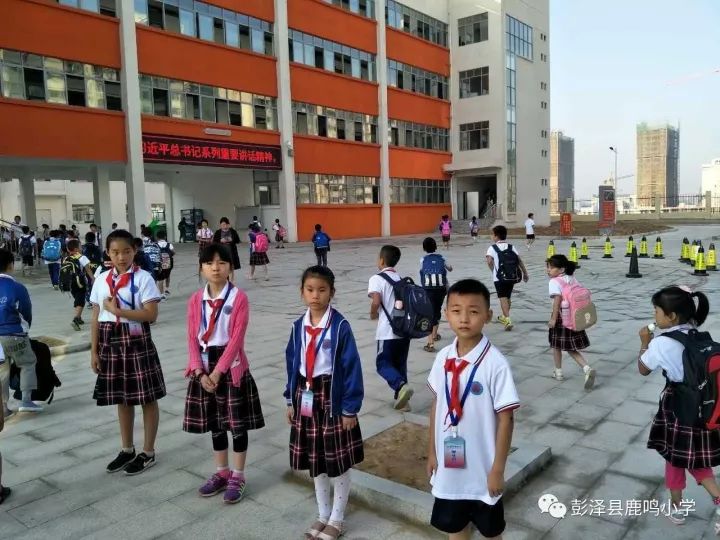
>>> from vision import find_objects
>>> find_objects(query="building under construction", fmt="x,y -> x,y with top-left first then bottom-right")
636,123 -> 679,205
549,130 -> 574,214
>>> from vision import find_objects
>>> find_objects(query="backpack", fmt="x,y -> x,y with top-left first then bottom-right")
440,220 -> 451,236
553,277 -> 597,331
144,242 -> 162,273
9,339 -> 61,403
665,329 -> 720,429
492,244 -> 522,284
19,236 -> 33,257
159,242 -> 173,270
41,238 -> 62,262
82,243 -> 102,265
278,226 -> 287,239
470,221 -> 479,233
254,233 -> 269,253
59,255 -> 84,292
420,253 -> 448,289
378,273 -> 435,339
314,232 -> 330,249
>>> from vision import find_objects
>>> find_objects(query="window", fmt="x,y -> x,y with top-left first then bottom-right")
292,102 -> 377,143
58,0 -> 116,16
388,60 -> 448,100
506,15 -> 533,61
459,122 -> 489,151
541,178 -> 548,186
288,30 -> 375,82
391,179 -> 450,204
459,67 -> 489,98
386,1 -> 447,46
388,120 -> 448,151
324,0 -> 375,18
72,204 -> 95,223
540,53 -> 547,62
541,101 -> 547,109
541,198 -> 547,206
66,75 -> 85,106
147,0 -> 164,28
296,174 -> 378,204
541,149 -> 547,157
541,130 -> 547,138
24,68 -> 45,101
540,81 -> 547,90
458,13 -> 488,46
151,204 -> 166,221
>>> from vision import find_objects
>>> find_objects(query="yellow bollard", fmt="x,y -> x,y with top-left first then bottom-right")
580,238 -> 590,260
638,236 -> 649,258
546,240 -> 555,259
625,236 -> 635,257
690,240 -> 700,265
602,236 -> 613,258
707,243 -> 717,271
568,241 -> 580,268
694,246 -> 708,276
653,237 -> 664,259
680,237 -> 690,263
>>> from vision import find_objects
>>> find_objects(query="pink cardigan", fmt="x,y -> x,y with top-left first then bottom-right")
185,288 -> 250,386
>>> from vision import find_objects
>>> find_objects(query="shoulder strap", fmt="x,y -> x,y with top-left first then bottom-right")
491,244 -> 501,255
663,330 -> 689,347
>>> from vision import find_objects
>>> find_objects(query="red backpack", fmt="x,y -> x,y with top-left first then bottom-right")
254,233 -> 269,253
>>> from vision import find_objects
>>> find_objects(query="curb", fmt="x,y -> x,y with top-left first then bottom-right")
47,341 -> 91,358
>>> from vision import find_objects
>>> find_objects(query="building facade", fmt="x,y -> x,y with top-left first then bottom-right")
0,0 -> 549,241
701,158 -> 720,199
636,123 -> 679,205
549,130 -> 573,214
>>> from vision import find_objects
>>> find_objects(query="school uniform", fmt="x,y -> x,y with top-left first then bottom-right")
183,282 -> 264,435
548,276 -> 590,351
524,218 -> 535,239
439,220 -> 452,242
212,228 -> 241,270
470,221 -> 479,237
419,254 -> 449,325
427,337 -> 519,537
196,227 -> 214,257
89,267 -> 166,406
486,242 -> 519,299
248,232 -> 269,266
285,307 -> 364,478
156,240 -> 175,282
642,324 -> 720,471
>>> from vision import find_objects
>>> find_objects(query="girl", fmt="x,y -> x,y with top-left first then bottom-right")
212,217 -> 241,281
639,286 -> 720,528
196,220 -> 214,281
546,254 -> 596,389
90,229 -> 165,476
183,244 -> 264,504
272,218 -> 286,249
438,214 -> 452,250
285,266 -> 364,540
248,225 -> 269,281
469,216 -> 479,242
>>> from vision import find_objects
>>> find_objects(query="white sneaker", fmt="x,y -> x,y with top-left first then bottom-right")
666,503 -> 686,525
583,366 -> 596,390
18,401 -> 43,413
552,369 -> 565,381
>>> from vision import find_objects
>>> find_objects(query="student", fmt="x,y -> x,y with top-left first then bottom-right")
155,230 -> 175,299
427,279 -> 519,540
64,239 -> 95,331
285,266 -> 364,540
18,226 -> 36,276
0,249 -> 42,413
132,237 -> 154,274
247,226 -> 269,281
420,237 -> 453,353
90,229 -> 165,475
272,218 -> 286,249
111,222 -> 118,231
312,224 -> 331,267
41,230 -> 63,290
485,225 -> 529,331
89,223 -> 102,247
368,245 -> 413,410
177,219 -> 187,243
438,215 -> 452,250
83,232 -> 103,270
197,220 -> 214,274
183,244 -> 264,504
525,213 -> 535,250
546,255 -> 596,388
250,215 -> 262,230
469,217 -> 479,242
213,217 -> 241,281
639,286 -> 720,527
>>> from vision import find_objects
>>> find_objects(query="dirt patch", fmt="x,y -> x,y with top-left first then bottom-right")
508,220 -> 672,238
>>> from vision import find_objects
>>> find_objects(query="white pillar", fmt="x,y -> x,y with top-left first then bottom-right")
18,174 -> 38,230
119,0 -> 147,235
376,0 -> 391,237
164,180 -> 175,242
273,0 -> 297,242
450,175 -> 458,219
92,166 -> 113,237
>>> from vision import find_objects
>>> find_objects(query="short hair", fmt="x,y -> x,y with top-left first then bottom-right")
90,223 -> 97,228
156,230 -> 167,240
42,223 -> 49,229
106,229 -> 135,251
21,226 -> 29,234
111,222 -> 117,228
447,279 -> 491,307
528,213 -> 534,218
471,216 -> 477,220
85,232 -> 96,244
275,218 -> 280,224
199,243 -> 232,265
133,237 -> 143,249
219,217 -> 230,225
423,237 -> 437,253
315,224 -> 322,231
301,265 -> 336,290
492,225 -> 508,240
49,230 -> 59,238
379,245 -> 401,267
0,249 -> 14,270
66,239 -> 81,252
200,220 -> 208,226
59,224 -> 67,230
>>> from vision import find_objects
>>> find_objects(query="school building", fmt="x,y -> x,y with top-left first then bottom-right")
0,0 -> 549,241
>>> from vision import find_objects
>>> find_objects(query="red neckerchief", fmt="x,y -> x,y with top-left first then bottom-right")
105,266 -> 136,324
444,358 -> 470,424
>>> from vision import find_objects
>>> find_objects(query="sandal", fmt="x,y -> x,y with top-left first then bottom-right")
316,522 -> 343,540
0,486 -> 11,505
304,520 -> 327,539
423,344 -> 436,353
434,334 -> 442,342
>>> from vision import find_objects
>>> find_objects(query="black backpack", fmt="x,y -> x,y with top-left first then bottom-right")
9,339 -> 61,403
144,242 -> 162,273
19,236 -> 33,257
665,329 -> 720,429
492,244 -> 522,284
59,255 -> 83,292
378,273 -> 434,339
82,243 -> 102,265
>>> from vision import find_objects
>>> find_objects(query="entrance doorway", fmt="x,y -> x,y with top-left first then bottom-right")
456,175 -> 496,220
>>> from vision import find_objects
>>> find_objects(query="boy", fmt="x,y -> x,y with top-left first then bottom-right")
427,279 -> 519,540
83,232 -> 103,270
132,237 -> 154,274
485,225 -> 529,331
439,215 -> 452,250
18,226 -> 36,276
312,224 -> 331,267
64,239 -> 95,331
155,230 -> 175,299
89,223 -> 102,247
368,245 -> 413,410
41,229 -> 63,289
0,249 -> 42,412
524,213 -> 535,250
420,237 -> 453,353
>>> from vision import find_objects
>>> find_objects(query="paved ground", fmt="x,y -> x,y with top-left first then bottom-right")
2,225 -> 720,539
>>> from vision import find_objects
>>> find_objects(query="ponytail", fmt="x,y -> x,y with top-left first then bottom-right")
692,291 -> 710,326
652,286 -> 711,327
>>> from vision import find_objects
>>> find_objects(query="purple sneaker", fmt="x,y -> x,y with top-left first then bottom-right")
223,475 -> 246,504
198,473 -> 228,497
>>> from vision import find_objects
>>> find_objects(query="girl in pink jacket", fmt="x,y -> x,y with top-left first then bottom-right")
183,243 -> 264,504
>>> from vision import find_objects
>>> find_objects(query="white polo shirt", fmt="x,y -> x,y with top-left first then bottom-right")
90,268 -> 161,323
640,323 -> 693,383
300,306 -> 334,378
485,242 -> 519,282
427,336 -> 520,504
367,268 -> 402,341
524,219 -> 535,235
197,282 -> 240,349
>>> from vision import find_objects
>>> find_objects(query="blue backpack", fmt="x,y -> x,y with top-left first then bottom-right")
314,232 -> 330,249
41,238 -> 62,262
378,273 -> 435,339
420,253 -> 448,289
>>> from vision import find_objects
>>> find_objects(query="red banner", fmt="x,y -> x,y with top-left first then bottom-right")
141,134 -> 282,170
598,186 -> 616,227
560,212 -> 572,236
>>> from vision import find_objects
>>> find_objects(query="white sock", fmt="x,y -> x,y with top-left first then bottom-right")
583,365 -> 591,373
314,474 -> 332,522
122,446 -> 134,453
329,470 -> 352,524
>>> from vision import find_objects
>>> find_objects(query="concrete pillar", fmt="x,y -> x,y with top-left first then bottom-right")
450,176 -> 458,219
164,180 -> 175,242
92,166 -> 113,238
376,0 -> 391,236
119,0 -> 147,236
273,0 -> 297,242
17,174 -> 38,230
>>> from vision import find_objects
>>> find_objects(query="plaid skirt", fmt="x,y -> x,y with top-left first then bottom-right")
93,322 -> 166,406
548,314 -> 590,351
183,346 -> 265,435
289,375 -> 364,478
249,251 -> 269,266
647,386 -> 720,469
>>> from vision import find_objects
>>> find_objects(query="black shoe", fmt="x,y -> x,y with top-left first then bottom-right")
106,449 -> 136,473
0,486 -> 11,505
124,452 -> 156,476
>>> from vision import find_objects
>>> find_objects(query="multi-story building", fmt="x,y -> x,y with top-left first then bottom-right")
636,123 -> 679,206
0,0 -> 549,240
701,158 -> 720,199
549,130 -> 574,214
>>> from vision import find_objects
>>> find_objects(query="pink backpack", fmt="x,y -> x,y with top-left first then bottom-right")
554,277 -> 597,331
254,233 -> 269,253
440,220 -> 451,235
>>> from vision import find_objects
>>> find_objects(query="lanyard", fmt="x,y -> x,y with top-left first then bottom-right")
200,283 -> 234,347
302,308 -> 334,386
443,341 -> 490,428
105,267 -> 136,322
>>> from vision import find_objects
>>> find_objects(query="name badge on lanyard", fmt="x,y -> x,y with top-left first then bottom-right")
300,310 -> 333,418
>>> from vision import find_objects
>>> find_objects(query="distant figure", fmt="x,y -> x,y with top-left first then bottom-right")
89,223 -> 102,247
18,226 -> 37,276
250,216 -> 262,230
525,213 -> 535,250
438,215 -> 452,250
272,219 -> 286,249
177,219 -> 187,243
469,216 -> 479,242
311,224 -> 331,267
111,223 -> 118,231
213,217 -> 241,280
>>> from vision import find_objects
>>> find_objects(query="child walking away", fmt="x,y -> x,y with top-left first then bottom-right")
248,226 -> 270,281
18,227 -> 36,277
638,286 -> 720,529
469,217 -> 479,242
82,232 -> 103,274
60,239 -> 95,331
485,225 -> 529,331
420,238 -> 453,353
272,218 -> 287,248
525,213 -> 535,250
132,237 -> 154,274
438,215 -> 452,250
368,245 -> 413,410
312,224 -> 331,267
285,266 -> 364,540
183,244 -> 264,504
546,255 -> 596,389
155,230 -> 175,299
41,230 -> 62,289
427,279 -> 519,540
90,230 -> 165,475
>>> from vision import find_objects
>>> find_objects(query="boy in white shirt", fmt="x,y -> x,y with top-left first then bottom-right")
524,213 -> 535,250
65,239 -> 96,331
485,225 -> 529,331
427,279 -> 519,539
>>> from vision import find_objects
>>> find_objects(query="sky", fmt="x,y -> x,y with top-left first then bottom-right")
549,0 -> 720,199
